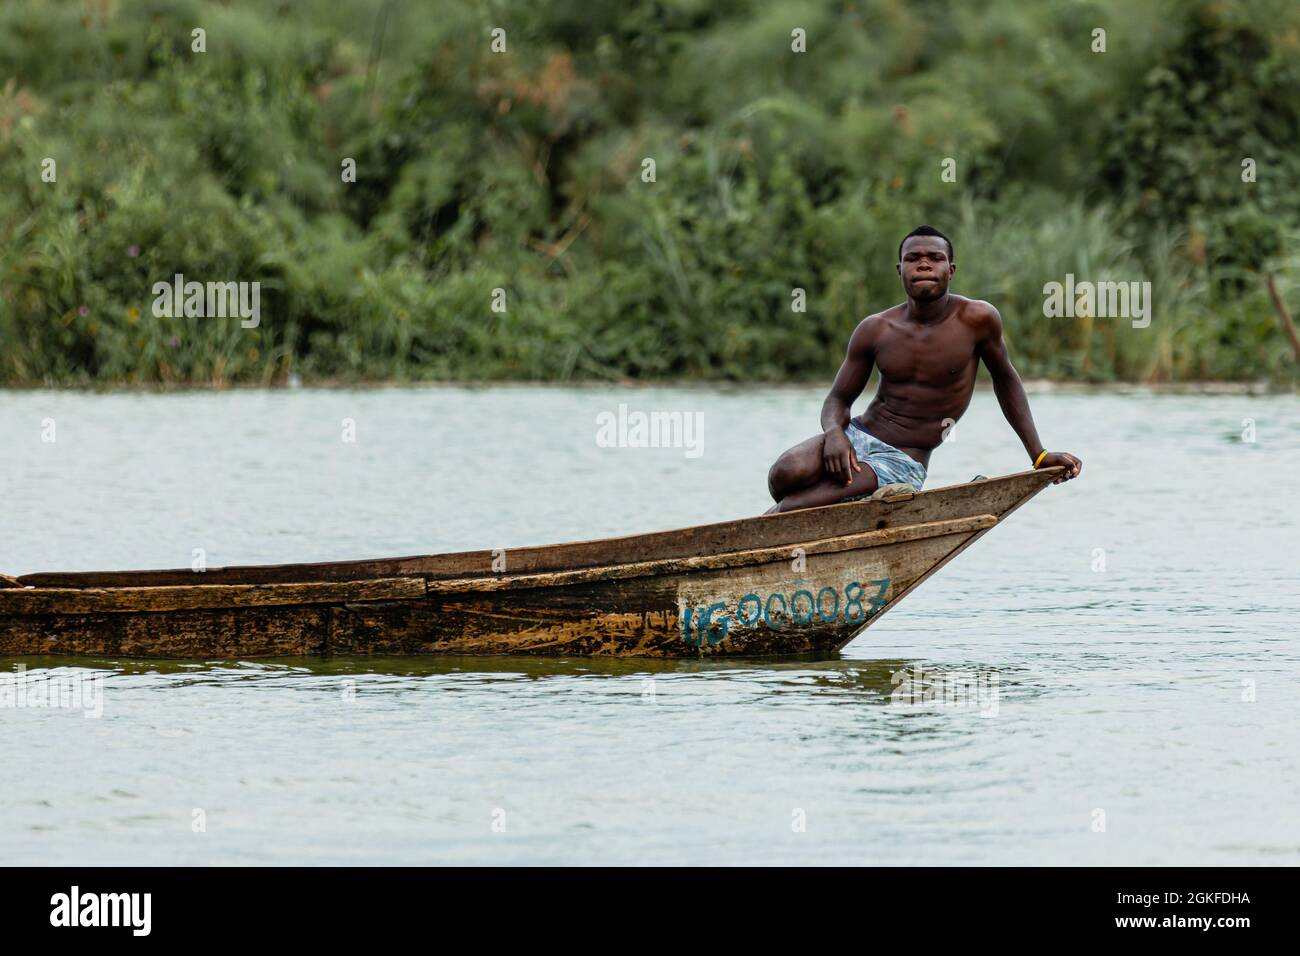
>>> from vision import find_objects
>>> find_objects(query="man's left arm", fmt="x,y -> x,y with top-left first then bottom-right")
974,303 -> 1082,483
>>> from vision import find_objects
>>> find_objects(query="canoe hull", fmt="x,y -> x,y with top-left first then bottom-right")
0,530 -> 959,658
332,526 -> 970,657
0,469 -> 1060,659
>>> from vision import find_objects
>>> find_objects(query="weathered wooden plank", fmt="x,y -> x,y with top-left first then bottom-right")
15,468 -> 1062,588
0,577 -> 426,616
327,528 -> 983,658
424,515 -> 998,593
0,606 -> 329,658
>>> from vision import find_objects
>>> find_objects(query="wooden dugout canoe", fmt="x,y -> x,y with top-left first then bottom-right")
0,467 -> 1062,660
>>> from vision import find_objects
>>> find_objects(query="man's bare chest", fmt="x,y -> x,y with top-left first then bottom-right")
874,323 -> 979,387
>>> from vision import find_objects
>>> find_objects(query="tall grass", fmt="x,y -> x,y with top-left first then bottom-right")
1,0 -> 1297,386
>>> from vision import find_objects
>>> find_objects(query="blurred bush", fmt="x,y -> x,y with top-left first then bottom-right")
1,0 -> 1297,385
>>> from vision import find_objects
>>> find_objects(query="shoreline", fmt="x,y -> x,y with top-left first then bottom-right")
0,378 -> 1294,396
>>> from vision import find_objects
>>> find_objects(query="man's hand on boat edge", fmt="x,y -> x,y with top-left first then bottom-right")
1035,451 -> 1082,483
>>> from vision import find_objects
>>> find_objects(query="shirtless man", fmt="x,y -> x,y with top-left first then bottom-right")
766,225 -> 1081,513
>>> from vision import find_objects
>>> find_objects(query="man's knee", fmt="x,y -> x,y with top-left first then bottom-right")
767,449 -> 805,500
766,457 -> 787,501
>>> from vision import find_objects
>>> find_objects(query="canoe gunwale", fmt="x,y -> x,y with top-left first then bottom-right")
10,467 -> 1064,590
424,514 -> 999,593
0,515 -> 998,615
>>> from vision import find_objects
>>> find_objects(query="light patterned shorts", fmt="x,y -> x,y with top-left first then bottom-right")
845,422 -> 927,492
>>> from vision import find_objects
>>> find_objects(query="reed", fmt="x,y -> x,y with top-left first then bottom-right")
1,0 -> 1297,386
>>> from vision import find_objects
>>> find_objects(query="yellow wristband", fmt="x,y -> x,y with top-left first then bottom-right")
1033,450 -> 1049,468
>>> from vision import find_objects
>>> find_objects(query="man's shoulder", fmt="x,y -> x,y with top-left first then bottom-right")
954,295 -> 1002,332
853,304 -> 908,336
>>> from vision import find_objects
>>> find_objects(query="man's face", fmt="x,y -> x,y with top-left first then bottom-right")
897,236 -> 954,301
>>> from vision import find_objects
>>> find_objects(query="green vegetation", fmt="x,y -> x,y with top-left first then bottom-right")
2,0 -> 1298,386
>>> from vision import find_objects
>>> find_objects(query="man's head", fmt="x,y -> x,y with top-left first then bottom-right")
897,225 -> 955,301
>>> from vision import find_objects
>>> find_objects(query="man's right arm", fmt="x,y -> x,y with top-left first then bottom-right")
819,317 -> 877,483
